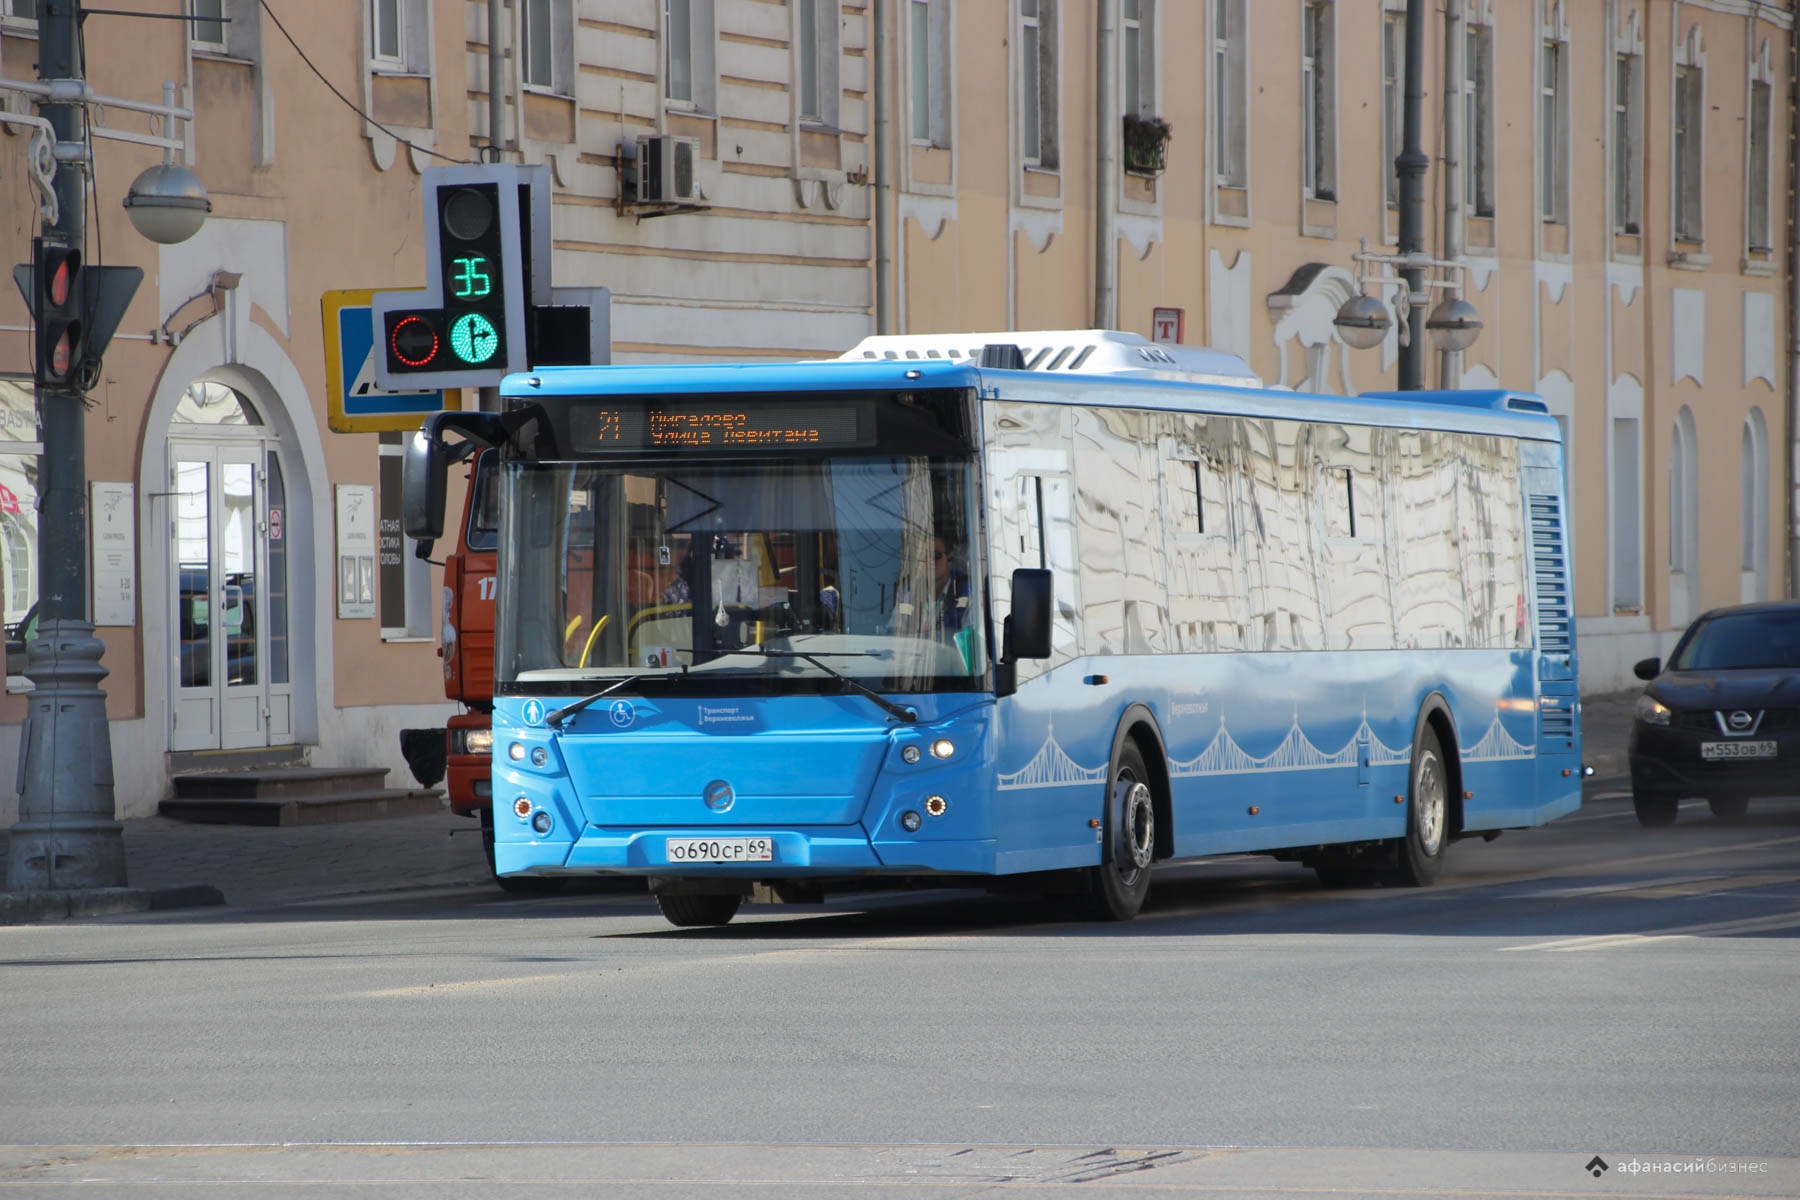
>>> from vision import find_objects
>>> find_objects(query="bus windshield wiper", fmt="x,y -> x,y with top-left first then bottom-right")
711,647 -> 918,724
544,670 -> 680,726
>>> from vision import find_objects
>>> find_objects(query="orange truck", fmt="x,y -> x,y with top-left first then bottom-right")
435,449 -> 525,889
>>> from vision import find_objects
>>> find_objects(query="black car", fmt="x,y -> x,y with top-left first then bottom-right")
1628,601 -> 1800,826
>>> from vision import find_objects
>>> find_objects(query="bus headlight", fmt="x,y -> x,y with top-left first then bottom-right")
901,745 -> 922,764
899,810 -> 923,832
531,746 -> 549,767
930,739 -> 955,760
508,742 -> 526,761
531,811 -> 554,835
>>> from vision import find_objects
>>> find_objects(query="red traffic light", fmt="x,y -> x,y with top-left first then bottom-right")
388,312 -> 442,368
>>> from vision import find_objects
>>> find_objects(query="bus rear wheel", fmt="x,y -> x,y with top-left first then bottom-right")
1080,742 -> 1156,921
1392,727 -> 1448,887
656,892 -> 743,927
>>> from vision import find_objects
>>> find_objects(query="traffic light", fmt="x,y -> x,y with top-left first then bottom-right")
33,238 -> 84,388
372,164 -> 550,391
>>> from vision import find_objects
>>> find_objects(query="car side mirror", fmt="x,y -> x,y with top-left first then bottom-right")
1633,656 -> 1662,681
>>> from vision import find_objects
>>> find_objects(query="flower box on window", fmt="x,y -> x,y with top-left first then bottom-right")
1123,113 -> 1172,176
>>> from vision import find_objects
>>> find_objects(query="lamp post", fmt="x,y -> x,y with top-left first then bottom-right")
5,1 -> 206,894
1333,0 -> 1480,383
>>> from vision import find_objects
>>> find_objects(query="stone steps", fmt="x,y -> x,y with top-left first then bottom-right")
161,767 -> 444,827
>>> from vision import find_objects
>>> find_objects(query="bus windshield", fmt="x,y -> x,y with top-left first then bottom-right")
495,454 -> 986,696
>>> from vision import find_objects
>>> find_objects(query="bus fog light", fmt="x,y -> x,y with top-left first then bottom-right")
924,795 -> 948,817
508,742 -> 526,761
899,810 -> 923,833
531,811 -> 553,835
930,739 -> 955,759
901,745 -> 922,764
513,796 -> 533,819
531,746 -> 549,767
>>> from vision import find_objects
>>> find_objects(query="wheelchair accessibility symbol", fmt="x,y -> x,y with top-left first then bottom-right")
609,699 -> 636,728
522,699 -> 545,726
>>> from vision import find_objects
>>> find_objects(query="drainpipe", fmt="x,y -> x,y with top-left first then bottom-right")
873,0 -> 893,334
1439,0 -> 1465,389
1396,0 -> 1428,389
1788,14 -> 1800,597
1094,0 -> 1117,331
488,0 -> 505,159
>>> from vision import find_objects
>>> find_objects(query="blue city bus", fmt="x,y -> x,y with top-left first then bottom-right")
403,330 -> 1581,927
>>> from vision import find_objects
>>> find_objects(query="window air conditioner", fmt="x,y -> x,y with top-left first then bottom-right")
635,134 -> 701,205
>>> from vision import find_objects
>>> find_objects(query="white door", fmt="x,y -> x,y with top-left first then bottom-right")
170,442 -> 269,751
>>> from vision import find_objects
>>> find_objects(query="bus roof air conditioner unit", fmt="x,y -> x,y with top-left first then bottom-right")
636,134 -> 701,205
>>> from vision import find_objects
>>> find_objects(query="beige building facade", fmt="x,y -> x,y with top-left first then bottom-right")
0,0 -> 1791,823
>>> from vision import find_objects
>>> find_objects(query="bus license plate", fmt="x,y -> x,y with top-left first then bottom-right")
1700,741 -> 1776,761
666,837 -> 773,863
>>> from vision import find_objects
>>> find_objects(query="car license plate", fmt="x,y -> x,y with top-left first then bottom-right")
665,836 -> 772,863
1700,740 -> 1777,761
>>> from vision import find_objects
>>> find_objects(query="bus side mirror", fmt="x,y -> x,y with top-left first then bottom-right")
403,430 -> 447,542
1005,568 -> 1053,661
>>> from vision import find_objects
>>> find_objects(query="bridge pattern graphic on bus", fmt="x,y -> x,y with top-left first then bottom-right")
996,711 -> 1537,791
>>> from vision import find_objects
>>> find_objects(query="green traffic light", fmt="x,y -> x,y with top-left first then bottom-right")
449,312 -> 500,364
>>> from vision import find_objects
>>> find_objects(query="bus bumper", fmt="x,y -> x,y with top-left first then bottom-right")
495,827 -> 999,878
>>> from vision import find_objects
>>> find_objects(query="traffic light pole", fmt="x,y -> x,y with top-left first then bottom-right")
7,0 -> 125,892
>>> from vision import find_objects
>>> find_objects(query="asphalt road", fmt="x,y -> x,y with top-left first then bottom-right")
2,775 -> 1796,1199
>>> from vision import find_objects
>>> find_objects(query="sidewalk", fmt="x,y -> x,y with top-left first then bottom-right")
1,690 -> 1641,923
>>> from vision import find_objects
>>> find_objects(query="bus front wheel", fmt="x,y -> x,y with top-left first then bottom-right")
1393,727 -> 1448,887
1081,742 -> 1156,921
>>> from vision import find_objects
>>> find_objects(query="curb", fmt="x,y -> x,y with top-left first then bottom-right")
0,883 -> 225,926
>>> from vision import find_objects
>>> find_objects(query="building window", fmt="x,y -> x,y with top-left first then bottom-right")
189,0 -> 226,51
1609,416 -> 1641,613
1020,0 -> 1059,168
1747,78 -> 1772,252
1462,17 -> 1494,218
1121,0 -> 1157,118
1301,1 -> 1335,202
1212,0 -> 1246,189
796,0 -> 839,127
522,0 -> 573,95
1740,410 -> 1768,600
369,0 -> 401,67
1612,50 -> 1641,235
2,0 -> 38,22
1539,37 -> 1567,224
1381,12 -> 1403,209
1673,63 -> 1703,241
909,0 -> 951,146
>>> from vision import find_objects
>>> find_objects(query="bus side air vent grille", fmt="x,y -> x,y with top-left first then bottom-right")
1528,493 -> 1572,656
1541,703 -> 1575,738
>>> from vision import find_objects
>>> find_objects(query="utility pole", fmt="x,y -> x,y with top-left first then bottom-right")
6,0 -> 124,892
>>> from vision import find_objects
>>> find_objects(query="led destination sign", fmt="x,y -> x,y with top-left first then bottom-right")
572,399 -> 873,451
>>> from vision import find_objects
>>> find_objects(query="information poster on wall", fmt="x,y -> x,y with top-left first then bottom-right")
335,483 -> 376,620
90,482 -> 136,626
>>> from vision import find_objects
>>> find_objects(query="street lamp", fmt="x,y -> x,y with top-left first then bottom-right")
1333,239 -> 1482,366
2,7 -> 207,896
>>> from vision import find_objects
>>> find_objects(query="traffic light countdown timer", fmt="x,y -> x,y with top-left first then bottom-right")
371,163 -> 551,391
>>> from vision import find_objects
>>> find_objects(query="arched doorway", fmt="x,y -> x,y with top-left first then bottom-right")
167,381 -> 294,751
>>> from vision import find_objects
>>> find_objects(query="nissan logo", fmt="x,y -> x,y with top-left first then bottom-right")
703,779 -> 735,812
1728,710 -> 1754,732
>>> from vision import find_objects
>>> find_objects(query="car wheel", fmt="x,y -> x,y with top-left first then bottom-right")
1707,795 -> 1750,821
1631,788 -> 1679,828
655,892 -> 742,927
1079,741 -> 1156,921
1392,726 -> 1448,887
481,808 -> 566,895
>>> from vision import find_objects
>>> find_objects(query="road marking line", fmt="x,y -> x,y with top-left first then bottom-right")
1501,908 -> 1800,952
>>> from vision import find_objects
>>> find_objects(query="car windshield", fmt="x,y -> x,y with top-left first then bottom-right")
493,454 -> 987,697
1669,610 -> 1800,671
